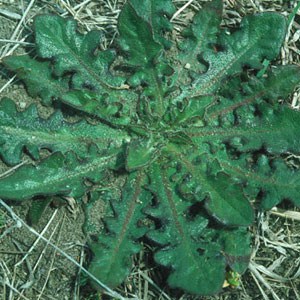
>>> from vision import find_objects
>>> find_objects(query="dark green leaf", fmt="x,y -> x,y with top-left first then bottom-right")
128,0 -> 175,48
34,15 -> 122,90
0,149 -> 118,200
0,98 -> 127,165
146,163 -> 251,294
204,173 -> 254,226
175,11 -> 287,102
3,55 -> 68,106
88,171 -> 149,288
176,0 -> 223,82
118,2 -> 173,117
118,3 -> 163,67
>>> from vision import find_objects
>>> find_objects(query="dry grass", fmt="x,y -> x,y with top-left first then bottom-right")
0,0 -> 300,299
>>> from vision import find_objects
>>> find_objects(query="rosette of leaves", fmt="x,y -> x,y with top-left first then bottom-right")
1,0 -> 300,295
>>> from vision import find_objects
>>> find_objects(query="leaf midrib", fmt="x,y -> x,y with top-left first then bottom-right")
1,126 -> 125,147
41,153 -> 117,188
104,171 -> 144,273
157,165 -> 201,269
47,32 -> 117,92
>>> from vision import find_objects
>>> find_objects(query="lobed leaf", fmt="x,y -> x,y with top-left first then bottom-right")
4,16 -> 137,124
164,149 -> 254,226
175,10 -> 287,102
188,66 -> 300,155
146,163 -> 251,294
3,55 -> 68,106
0,149 -> 119,200
118,2 -> 173,118
88,171 -> 149,288
0,98 -> 127,165
218,153 -> 300,210
176,0 -> 223,82
34,15 -> 122,90
118,3 -> 163,67
128,0 -> 175,48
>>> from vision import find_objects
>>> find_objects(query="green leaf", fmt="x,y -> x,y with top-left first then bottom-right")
60,90 -> 131,125
256,158 -> 300,209
118,2 -> 173,118
146,163 -> 251,295
0,149 -> 118,200
146,163 -> 224,294
118,3 -> 163,67
175,11 -> 287,102
204,173 -> 254,226
3,55 -> 68,106
88,171 -> 149,288
188,66 -> 300,154
169,150 -> 254,226
169,95 -> 214,127
219,153 -> 300,210
0,98 -> 127,165
125,137 -> 162,171
34,15 -> 122,90
176,0 -> 223,81
220,228 -> 251,274
219,13 -> 286,70
124,0 -> 175,48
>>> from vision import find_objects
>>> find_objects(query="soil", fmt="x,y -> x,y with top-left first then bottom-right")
0,1 -> 300,300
